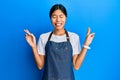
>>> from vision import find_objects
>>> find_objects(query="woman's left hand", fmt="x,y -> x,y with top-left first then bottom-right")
84,27 -> 95,46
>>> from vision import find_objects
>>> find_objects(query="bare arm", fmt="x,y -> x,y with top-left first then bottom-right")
24,29 -> 44,70
73,47 -> 88,70
32,46 -> 44,70
73,27 -> 95,70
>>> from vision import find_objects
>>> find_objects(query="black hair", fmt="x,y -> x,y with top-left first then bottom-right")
49,4 -> 67,18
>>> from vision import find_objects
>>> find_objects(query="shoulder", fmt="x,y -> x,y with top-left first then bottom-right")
68,31 -> 79,39
39,31 -> 52,39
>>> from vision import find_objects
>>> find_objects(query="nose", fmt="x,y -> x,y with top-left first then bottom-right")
56,16 -> 60,22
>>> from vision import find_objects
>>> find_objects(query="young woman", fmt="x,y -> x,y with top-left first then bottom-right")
24,4 -> 95,80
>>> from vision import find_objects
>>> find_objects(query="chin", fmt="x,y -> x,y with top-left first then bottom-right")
54,26 -> 64,30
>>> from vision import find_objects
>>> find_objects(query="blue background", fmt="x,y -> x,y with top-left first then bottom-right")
0,0 -> 120,80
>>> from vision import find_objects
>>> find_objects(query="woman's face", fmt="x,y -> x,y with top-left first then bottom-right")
51,9 -> 66,30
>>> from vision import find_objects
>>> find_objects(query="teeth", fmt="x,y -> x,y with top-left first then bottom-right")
56,23 -> 61,26
55,23 -> 62,27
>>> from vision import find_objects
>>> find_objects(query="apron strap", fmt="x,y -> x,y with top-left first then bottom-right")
48,31 -> 53,41
65,30 -> 70,41
48,30 -> 70,41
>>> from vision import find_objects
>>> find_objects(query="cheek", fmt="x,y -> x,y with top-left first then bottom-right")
62,18 -> 66,23
51,19 -> 56,26
51,19 -> 55,24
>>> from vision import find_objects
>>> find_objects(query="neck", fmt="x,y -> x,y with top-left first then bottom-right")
53,28 -> 65,36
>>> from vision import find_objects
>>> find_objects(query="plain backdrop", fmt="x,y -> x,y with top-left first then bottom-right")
0,0 -> 120,80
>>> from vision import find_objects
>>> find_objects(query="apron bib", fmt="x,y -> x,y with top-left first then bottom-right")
42,30 -> 75,80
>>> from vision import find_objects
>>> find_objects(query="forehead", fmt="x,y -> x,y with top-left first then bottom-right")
52,9 -> 64,15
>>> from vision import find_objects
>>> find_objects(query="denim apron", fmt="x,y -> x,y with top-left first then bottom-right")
42,30 -> 75,80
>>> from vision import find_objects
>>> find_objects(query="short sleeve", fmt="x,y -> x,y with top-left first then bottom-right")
37,35 -> 45,55
70,33 -> 81,55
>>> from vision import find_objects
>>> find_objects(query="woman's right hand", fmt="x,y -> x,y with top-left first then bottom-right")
24,29 -> 36,48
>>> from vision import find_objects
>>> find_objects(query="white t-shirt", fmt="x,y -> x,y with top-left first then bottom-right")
37,31 -> 81,56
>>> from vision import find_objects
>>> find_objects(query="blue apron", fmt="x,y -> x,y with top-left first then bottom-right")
42,30 -> 75,80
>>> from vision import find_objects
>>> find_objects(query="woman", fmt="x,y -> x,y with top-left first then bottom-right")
24,4 -> 95,80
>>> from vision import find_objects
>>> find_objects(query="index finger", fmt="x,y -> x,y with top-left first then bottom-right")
24,29 -> 31,35
87,27 -> 90,35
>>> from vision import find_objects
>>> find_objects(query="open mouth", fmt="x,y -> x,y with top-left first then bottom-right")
55,23 -> 62,27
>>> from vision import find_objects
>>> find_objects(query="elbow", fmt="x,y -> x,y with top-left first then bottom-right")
74,65 -> 80,70
73,61 -> 83,70
74,63 -> 82,70
37,64 -> 44,70
38,66 -> 43,70
38,66 -> 42,70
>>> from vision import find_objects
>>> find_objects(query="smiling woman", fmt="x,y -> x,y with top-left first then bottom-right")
51,9 -> 66,31
50,4 -> 67,34
24,4 -> 95,80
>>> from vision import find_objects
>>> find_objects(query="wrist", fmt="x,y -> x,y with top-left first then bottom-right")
31,45 -> 37,49
83,45 -> 91,49
84,41 -> 90,46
